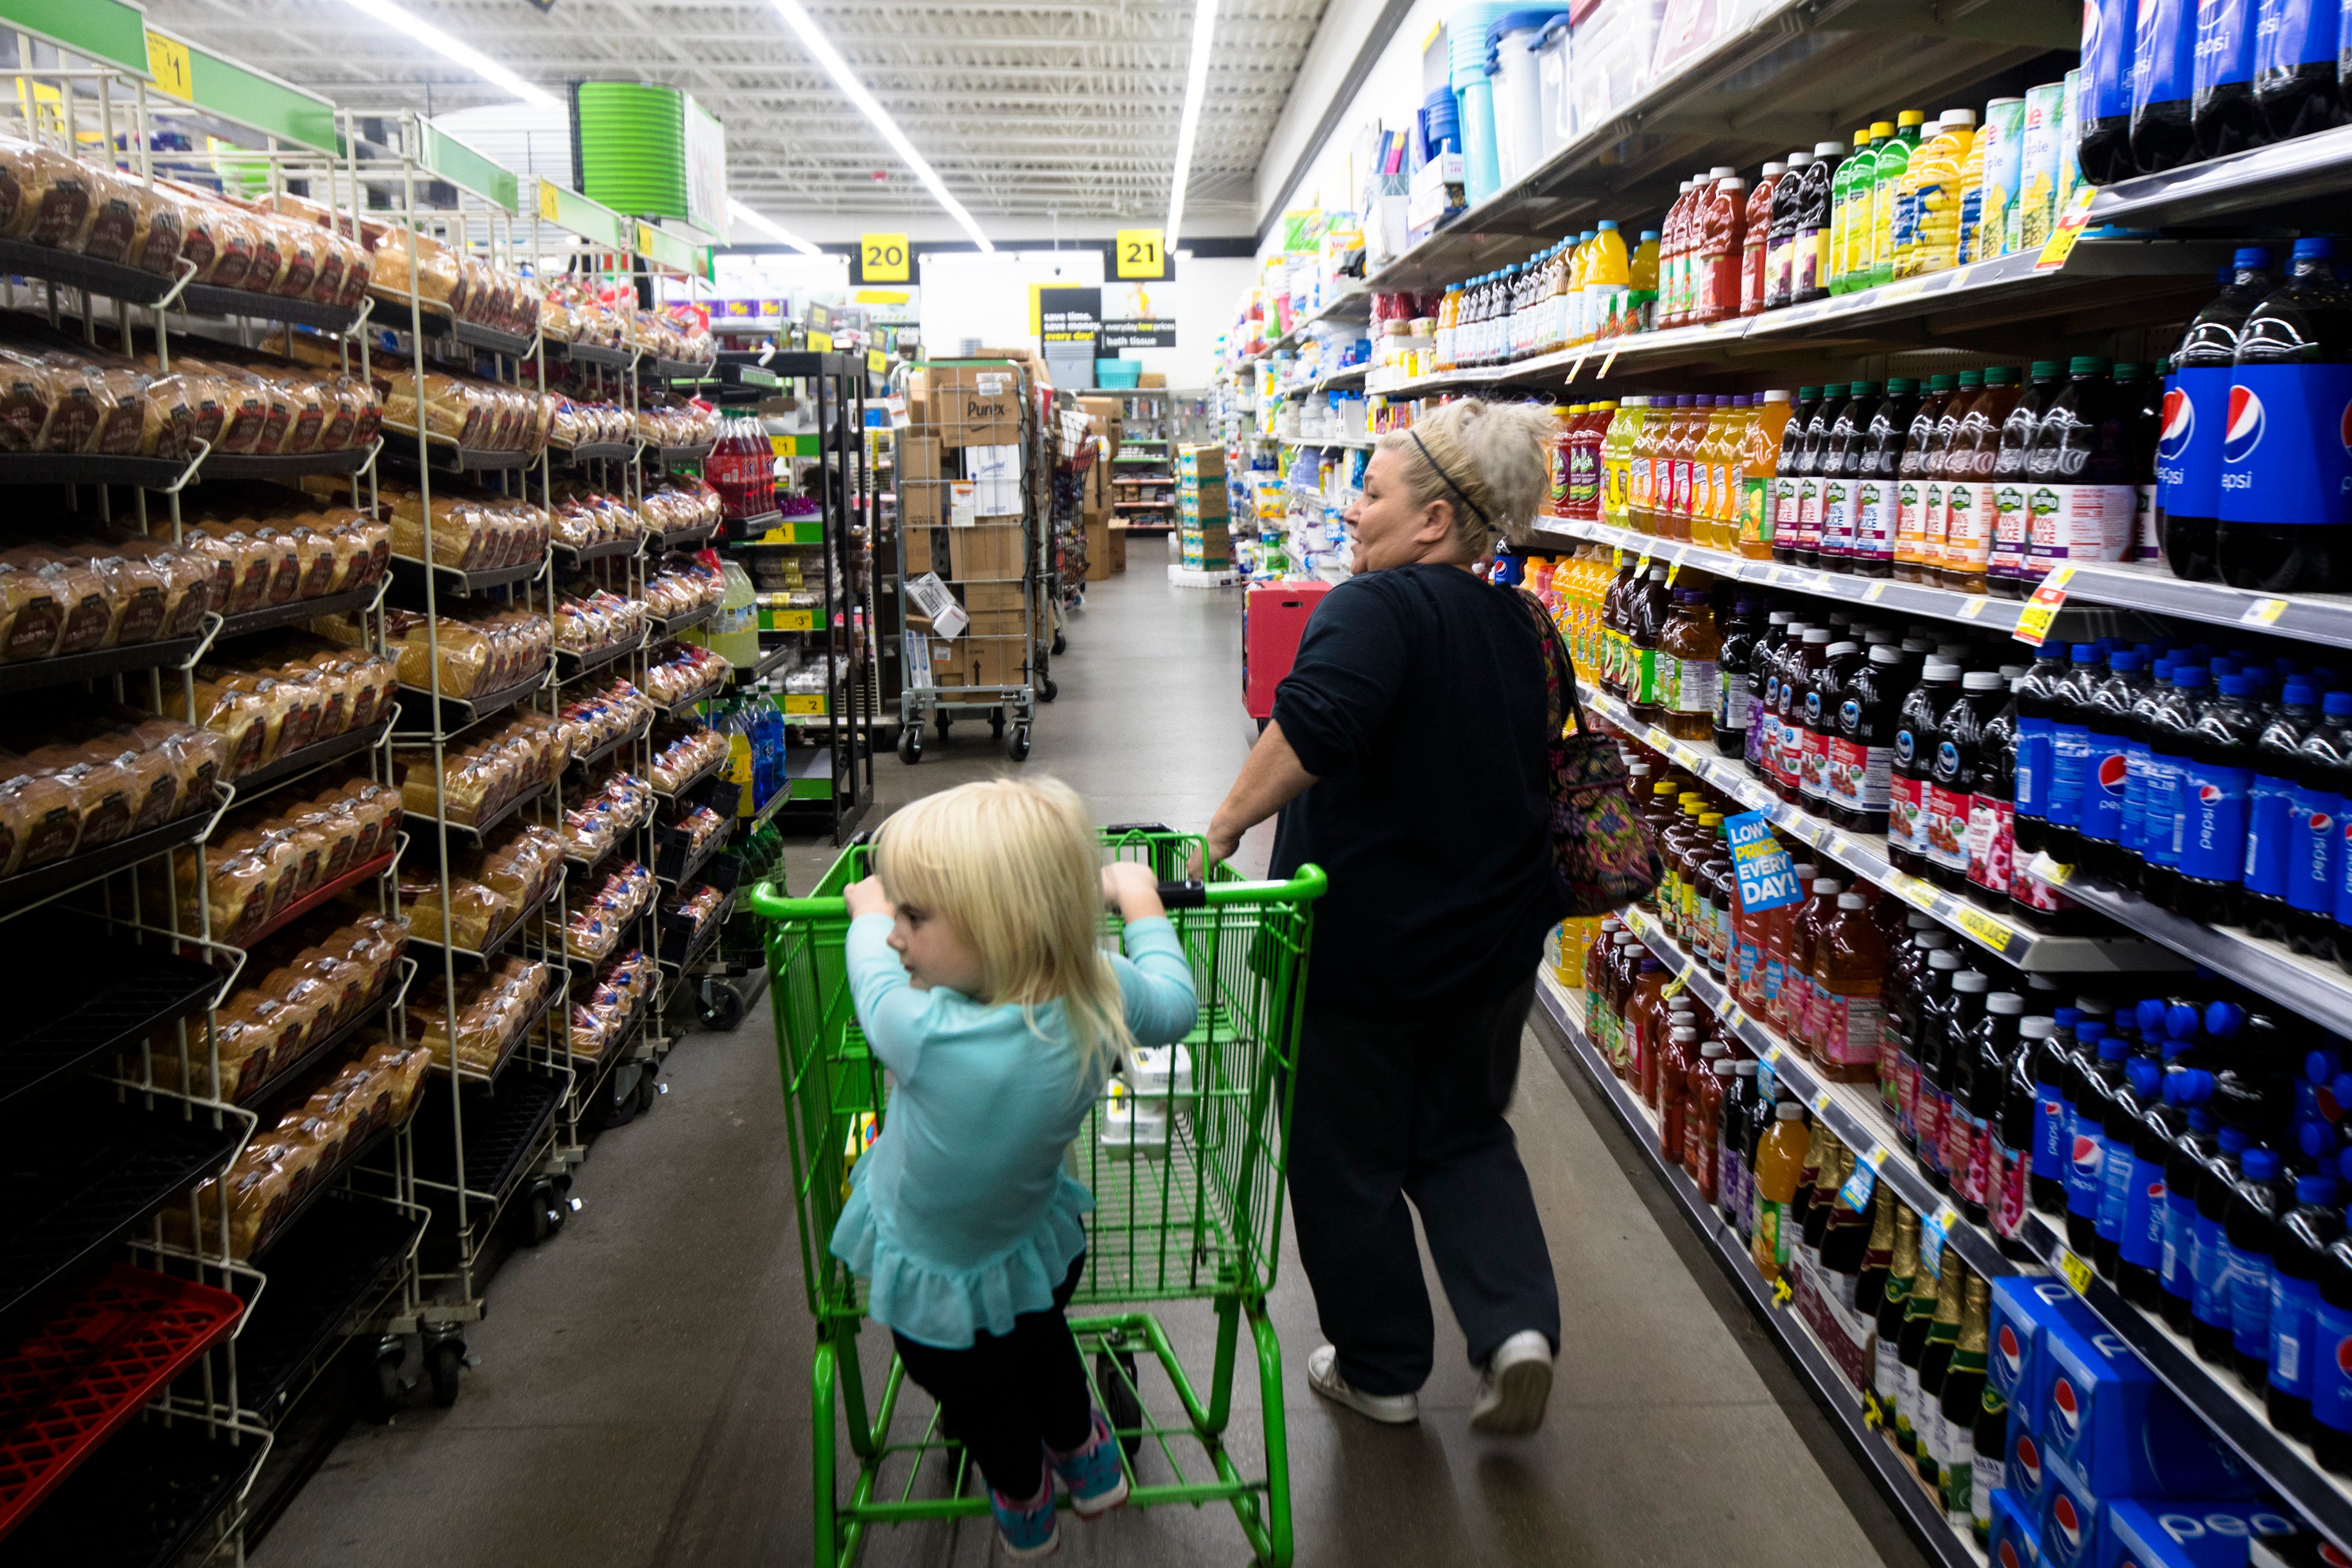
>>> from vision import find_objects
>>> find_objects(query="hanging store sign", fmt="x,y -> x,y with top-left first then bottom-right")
1101,317 -> 1177,349
1037,286 -> 1103,351
858,232 -> 911,285
1114,228 -> 1171,280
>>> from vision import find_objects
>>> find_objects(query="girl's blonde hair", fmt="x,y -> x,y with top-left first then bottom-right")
874,776 -> 1133,1075
1374,397 -> 1555,557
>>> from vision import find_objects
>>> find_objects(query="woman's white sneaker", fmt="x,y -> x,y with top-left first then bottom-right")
1468,1330 -> 1554,1435
1306,1344 -> 1419,1424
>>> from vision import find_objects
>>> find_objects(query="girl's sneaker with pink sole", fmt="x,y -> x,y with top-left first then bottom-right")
1046,1409 -> 1131,1519
988,1477 -> 1060,1558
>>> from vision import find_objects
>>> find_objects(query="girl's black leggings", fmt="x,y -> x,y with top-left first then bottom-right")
891,1253 -> 1095,1499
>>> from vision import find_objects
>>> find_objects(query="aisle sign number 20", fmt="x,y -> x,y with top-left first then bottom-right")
1116,229 -> 1169,280
859,233 -> 909,284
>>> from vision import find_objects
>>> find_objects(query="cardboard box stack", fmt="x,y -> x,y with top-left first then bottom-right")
1177,444 -> 1230,572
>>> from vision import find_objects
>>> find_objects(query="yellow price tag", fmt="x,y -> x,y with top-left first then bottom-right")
1955,906 -> 2017,952
1957,595 -> 1990,620
1645,726 -> 1675,752
1660,967 -> 1689,1000
1772,1277 -> 1795,1307
537,179 -> 561,222
1633,552 -> 1652,579
1864,581 -> 1888,601
1565,350 -> 1587,383
1763,1043 -> 1786,1064
1862,1394 -> 1885,1430
867,349 -> 887,375
1598,348 -> 1619,380
2029,851 -> 2073,886
2012,563 -> 2076,648
1722,1002 -> 1749,1034
783,693 -> 825,715
1894,874 -> 1939,911
859,232 -> 911,283
2059,1249 -> 2094,1295
2037,183 -> 2101,271
2242,596 -> 2290,625
1812,1090 -> 1834,1116
1880,278 -> 1927,304
144,30 -> 193,100
763,608 -> 816,631
1114,227 -> 1168,279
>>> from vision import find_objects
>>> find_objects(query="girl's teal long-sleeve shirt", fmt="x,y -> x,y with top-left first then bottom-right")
828,913 -> 1198,1348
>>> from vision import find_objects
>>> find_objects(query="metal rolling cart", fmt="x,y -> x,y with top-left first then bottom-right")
892,358 -> 1055,765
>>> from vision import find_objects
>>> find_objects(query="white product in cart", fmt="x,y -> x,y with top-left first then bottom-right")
1099,1081 -> 1171,1157
1126,1043 -> 1195,1102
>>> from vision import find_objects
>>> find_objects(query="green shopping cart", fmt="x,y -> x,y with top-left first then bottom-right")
745,824 -> 1326,1568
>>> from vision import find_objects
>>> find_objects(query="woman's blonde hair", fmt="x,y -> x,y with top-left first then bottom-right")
873,776 -> 1133,1075
1375,398 -> 1555,557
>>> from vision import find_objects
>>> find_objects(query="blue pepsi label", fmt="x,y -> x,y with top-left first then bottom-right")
2180,759 -> 2253,882
2096,1127 -> 2134,1241
2290,783 -> 2341,913
2274,1272 -> 2321,1397
2088,0 -> 2141,116
2160,368 -> 2230,520
2256,0 -> 2336,76
2081,730 -> 2129,846
2230,1240 -> 2273,1359
2194,1212 -> 2233,1327
2121,1153 -> 2166,1270
2246,770 -> 2297,896
2017,715 -> 2054,818
2195,0 -> 2256,103
2067,1106 -> 2105,1216
2315,1297 -> 2352,1434
2035,1085 -> 2068,1180
2164,1189 -> 2199,1297
2121,739 -> 2154,853
2050,723 -> 2092,829
2145,750 -> 2187,868
2218,363 -> 2352,526
2136,0 -> 2196,106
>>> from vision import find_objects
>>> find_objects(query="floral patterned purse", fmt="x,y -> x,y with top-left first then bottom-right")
1514,587 -> 1661,916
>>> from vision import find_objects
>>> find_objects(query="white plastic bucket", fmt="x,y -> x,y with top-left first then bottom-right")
1489,24 -> 1546,186
1536,19 -> 1573,154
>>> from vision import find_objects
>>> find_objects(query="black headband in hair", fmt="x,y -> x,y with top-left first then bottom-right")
1406,428 -> 1490,528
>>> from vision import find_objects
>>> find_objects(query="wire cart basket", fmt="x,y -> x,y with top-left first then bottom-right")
746,826 -> 1326,1567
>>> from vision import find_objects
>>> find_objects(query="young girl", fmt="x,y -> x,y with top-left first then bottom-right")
833,778 -> 1199,1557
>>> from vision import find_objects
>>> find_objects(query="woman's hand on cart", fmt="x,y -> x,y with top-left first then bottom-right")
1189,828 -> 1239,881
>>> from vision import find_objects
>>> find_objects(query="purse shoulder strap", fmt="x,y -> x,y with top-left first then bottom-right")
1510,586 -> 1587,737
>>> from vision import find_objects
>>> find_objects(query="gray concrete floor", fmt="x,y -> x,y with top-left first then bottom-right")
255,555 -> 1929,1568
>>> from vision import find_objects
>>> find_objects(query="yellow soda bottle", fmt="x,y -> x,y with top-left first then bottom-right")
1602,394 -> 1643,529
1870,111 -> 1924,289
1583,220 -> 1631,347
1830,127 -> 1877,294
1897,109 -> 1974,279
1628,229 -> 1661,333
1563,232 -> 1593,348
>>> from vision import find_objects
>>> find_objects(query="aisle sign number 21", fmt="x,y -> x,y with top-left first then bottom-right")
859,233 -> 909,284
1116,229 -> 1169,280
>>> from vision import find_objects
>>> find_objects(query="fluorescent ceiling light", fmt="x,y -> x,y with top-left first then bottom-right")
763,0 -> 992,253
1165,0 -> 1218,244
729,198 -> 821,256
340,0 -> 561,111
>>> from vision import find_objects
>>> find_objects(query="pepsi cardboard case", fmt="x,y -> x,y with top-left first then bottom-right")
2045,1451 -> 2116,1568
1994,1278 -> 2104,1432
2013,1420 -> 2058,1514
2040,1319 -> 2262,1500
1993,1485 -> 2045,1568
2251,1533 -> 2352,1567
2102,1500 -> 2301,1568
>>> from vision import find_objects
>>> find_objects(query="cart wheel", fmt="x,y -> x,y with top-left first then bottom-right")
427,1338 -> 466,1408
897,727 -> 922,765
701,979 -> 745,1031
1052,630 -> 1067,656
1096,1348 -> 1143,1460
349,1339 -> 404,1422
935,714 -> 952,739
1040,678 -> 1058,703
1006,724 -> 1031,762
516,1181 -> 557,1246
634,1070 -> 658,1113
990,712 -> 1005,738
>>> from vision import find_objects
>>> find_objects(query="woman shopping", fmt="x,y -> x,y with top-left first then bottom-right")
1201,399 -> 1573,1437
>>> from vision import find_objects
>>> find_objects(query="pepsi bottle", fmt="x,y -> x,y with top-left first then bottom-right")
2044,644 -> 2108,867
2028,1011 -> 2072,1212
2079,650 -> 2146,880
2312,1221 -> 2352,1471
2142,662 -> 2208,908
2193,1123 -> 2253,1362
2246,676 -> 2323,941
2178,671 -> 2266,925
2081,0 -> 2143,181
2225,1144 -> 2292,1388
2163,250 -> 2275,583
2164,1072 -> 2224,1330
2254,0 -> 2348,141
2011,647 -> 2070,857
2120,655 -> 2175,868
2096,1043 -> 2161,1276
2270,1167 -> 2344,1437
2132,0 -> 2202,171
2217,236 -> 2352,594
2290,689 -> 2352,956
2192,0 -> 2263,158
2120,1052 -> 2190,1307
1993,1026 -> 2043,1253
2067,1026 -> 2128,1253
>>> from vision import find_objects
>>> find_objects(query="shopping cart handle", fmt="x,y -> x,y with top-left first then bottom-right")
1155,880 -> 1207,909
744,863 -> 1327,922
1104,820 -> 1174,835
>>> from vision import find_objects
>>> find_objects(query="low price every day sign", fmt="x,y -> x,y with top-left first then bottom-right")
1723,811 -> 1802,912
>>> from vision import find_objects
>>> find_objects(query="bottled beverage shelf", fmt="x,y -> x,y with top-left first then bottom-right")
1537,519 -> 2032,633
2087,122 -> 2352,231
1528,970 -> 1992,1568
2023,853 -> 2352,1039
1580,683 -> 2187,973
1245,285 -> 1370,361
1576,914 -> 2352,1553
2049,561 -> 2352,653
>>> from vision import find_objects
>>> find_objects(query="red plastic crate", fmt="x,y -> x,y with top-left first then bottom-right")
1242,580 -> 1333,721
0,1263 -> 245,1541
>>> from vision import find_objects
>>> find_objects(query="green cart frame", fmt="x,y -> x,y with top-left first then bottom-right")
745,826 -> 1325,1567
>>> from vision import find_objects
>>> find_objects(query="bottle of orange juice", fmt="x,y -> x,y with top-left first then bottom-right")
1717,395 -> 1757,550
1751,1100 -> 1811,1280
1696,397 -> 1739,549
1737,390 -> 1794,559
1630,396 -> 1667,535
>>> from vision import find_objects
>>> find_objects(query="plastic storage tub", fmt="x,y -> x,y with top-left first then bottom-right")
1095,359 -> 1142,388
1537,18 -> 1574,154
